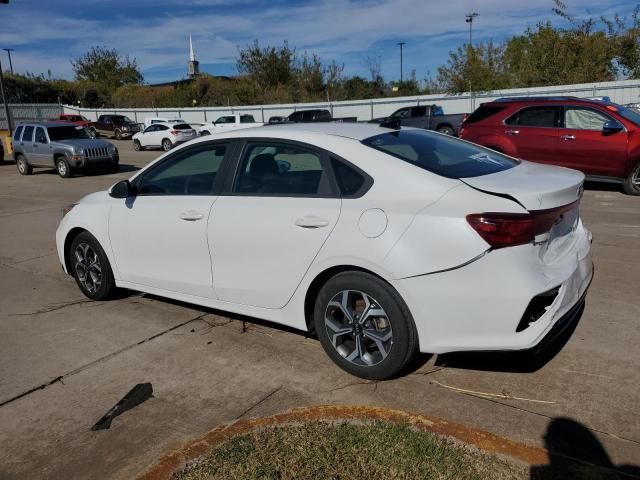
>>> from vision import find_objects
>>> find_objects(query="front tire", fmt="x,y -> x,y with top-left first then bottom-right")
133,140 -> 144,151
200,130 -> 210,136
436,125 -> 455,136
313,271 -> 418,380
162,139 -> 173,151
89,128 -> 98,138
16,155 -> 33,175
623,162 -> 640,195
114,129 -> 122,140
69,232 -> 118,300
56,156 -> 72,178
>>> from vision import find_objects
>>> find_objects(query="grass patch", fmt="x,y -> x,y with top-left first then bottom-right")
172,420 -> 528,480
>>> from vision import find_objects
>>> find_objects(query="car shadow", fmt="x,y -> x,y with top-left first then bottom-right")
530,417 -> 640,479
584,180 -> 623,193
433,302 -> 585,374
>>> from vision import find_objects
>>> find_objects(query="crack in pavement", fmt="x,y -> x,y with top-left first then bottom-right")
11,299 -> 100,316
0,313 -> 208,408
233,386 -> 283,420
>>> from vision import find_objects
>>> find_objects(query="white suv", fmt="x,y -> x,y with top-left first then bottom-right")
132,122 -> 197,152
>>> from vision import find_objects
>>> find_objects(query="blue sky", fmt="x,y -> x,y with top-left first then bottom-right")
0,0 -> 638,84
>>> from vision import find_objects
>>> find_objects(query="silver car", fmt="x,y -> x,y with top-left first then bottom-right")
12,121 -> 119,178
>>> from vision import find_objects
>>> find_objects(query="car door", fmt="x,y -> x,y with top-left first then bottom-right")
140,125 -> 158,147
503,106 -> 561,164
558,105 -> 628,176
19,125 -> 35,162
32,127 -> 52,166
209,140 -> 341,309
109,141 -> 230,297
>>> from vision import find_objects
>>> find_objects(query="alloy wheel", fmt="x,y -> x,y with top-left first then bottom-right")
17,159 -> 26,173
324,290 -> 393,367
74,242 -> 102,293
57,160 -> 67,176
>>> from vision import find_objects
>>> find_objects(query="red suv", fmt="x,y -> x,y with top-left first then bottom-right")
459,97 -> 640,195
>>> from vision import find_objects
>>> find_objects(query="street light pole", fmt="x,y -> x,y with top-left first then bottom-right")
0,57 -> 13,135
397,42 -> 406,82
2,48 -> 14,74
465,13 -> 479,47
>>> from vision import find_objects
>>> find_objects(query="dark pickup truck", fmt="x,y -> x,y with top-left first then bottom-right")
369,105 -> 467,136
89,114 -> 142,140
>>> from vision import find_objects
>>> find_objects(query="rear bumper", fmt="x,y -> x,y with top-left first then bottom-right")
396,221 -> 593,354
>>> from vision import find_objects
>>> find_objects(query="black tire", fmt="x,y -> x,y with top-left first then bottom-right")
436,125 -> 455,136
623,162 -> 640,195
89,128 -> 98,138
313,271 -> 419,380
133,139 -> 144,151
69,231 -> 119,300
55,156 -> 72,178
16,154 -> 33,175
114,129 -> 122,140
162,138 -> 173,151
200,130 -> 210,136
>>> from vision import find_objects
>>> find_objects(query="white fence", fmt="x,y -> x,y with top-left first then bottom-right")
63,79 -> 640,124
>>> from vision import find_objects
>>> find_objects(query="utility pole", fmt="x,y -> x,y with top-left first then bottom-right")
2,48 -> 14,74
397,42 -> 406,82
465,13 -> 479,47
0,57 -> 13,135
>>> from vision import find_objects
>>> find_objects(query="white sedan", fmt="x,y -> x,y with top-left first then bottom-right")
132,122 -> 197,152
56,123 -> 593,379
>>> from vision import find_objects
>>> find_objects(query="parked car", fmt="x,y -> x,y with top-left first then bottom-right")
288,109 -> 332,123
89,115 -> 142,140
199,114 -> 263,136
12,121 -> 119,177
369,105 -> 466,136
56,122 -> 592,379
143,117 -> 186,128
268,115 -> 289,124
459,96 -> 640,195
51,114 -> 92,128
132,122 -> 197,151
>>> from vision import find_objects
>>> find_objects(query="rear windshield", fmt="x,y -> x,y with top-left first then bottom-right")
464,105 -> 506,124
48,126 -> 91,140
172,124 -> 192,130
362,130 -> 518,179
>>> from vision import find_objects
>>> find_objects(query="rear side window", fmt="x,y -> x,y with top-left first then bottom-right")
464,105 -> 506,124
240,115 -> 255,123
331,158 -> 366,196
362,130 -> 518,179
13,125 -> 23,141
172,124 -> 192,130
506,106 -> 560,127
22,126 -> 34,142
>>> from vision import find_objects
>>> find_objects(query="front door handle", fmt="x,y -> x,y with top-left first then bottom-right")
561,135 -> 576,140
505,129 -> 519,135
295,216 -> 329,229
179,210 -> 204,221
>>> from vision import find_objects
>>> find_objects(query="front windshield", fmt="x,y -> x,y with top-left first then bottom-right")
615,105 -> 640,126
48,126 -> 91,140
362,129 -> 518,179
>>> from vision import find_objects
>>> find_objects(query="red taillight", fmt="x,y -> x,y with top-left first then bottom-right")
467,201 -> 580,249
466,213 -> 534,248
170,130 -> 177,135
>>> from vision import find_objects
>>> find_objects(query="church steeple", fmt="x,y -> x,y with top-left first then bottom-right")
188,34 -> 200,78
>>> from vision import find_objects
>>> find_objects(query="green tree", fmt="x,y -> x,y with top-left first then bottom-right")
71,46 -> 143,91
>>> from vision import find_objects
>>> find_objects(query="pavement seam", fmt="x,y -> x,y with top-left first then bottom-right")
0,313 -> 208,408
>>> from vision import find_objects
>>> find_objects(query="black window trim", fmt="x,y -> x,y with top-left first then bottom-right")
503,105 -> 563,129
13,125 -> 24,142
22,125 -> 35,143
561,104 -> 625,131
131,140 -> 235,197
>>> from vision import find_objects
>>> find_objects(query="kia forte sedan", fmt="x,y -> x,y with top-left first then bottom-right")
56,123 -> 593,379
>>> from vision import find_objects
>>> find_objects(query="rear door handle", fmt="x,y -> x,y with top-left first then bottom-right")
295,216 -> 329,229
179,210 -> 204,221
561,135 -> 576,140
505,129 -> 519,135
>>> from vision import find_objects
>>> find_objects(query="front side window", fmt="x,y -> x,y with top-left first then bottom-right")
391,108 -> 410,119
48,126 -> 90,140
216,116 -> 235,124
363,129 -> 518,179
22,126 -> 34,142
137,143 -> 228,195
564,107 -> 611,130
412,106 -> 427,117
235,143 -> 326,196
505,106 -> 560,128
13,125 -> 23,141
35,127 -> 48,143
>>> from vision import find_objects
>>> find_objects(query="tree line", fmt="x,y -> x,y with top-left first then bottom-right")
3,1 -> 640,109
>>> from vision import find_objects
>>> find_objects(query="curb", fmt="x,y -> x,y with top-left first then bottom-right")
137,404 -> 549,479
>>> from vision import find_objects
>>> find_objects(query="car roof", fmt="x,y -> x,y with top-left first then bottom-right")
488,96 -> 614,106
253,122 -> 398,141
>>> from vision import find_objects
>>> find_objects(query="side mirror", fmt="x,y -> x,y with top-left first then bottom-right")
109,180 -> 135,199
603,120 -> 623,134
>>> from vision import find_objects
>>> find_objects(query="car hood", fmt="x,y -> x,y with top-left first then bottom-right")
461,160 -> 585,211
55,139 -> 113,149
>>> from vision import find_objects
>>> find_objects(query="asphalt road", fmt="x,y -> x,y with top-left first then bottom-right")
0,139 -> 639,479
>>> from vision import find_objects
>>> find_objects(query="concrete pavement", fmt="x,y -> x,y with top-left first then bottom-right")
0,140 -> 638,479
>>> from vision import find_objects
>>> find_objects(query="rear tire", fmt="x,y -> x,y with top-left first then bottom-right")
200,130 -> 210,136
623,162 -> 640,196
56,156 -> 72,178
69,231 -> 119,301
313,271 -> 418,380
162,139 -> 173,151
16,155 -> 33,175
437,125 -> 455,136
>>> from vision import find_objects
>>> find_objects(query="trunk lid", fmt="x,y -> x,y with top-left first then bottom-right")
461,160 -> 585,211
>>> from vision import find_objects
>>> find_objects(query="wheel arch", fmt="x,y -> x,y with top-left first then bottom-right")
63,227 -> 89,274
